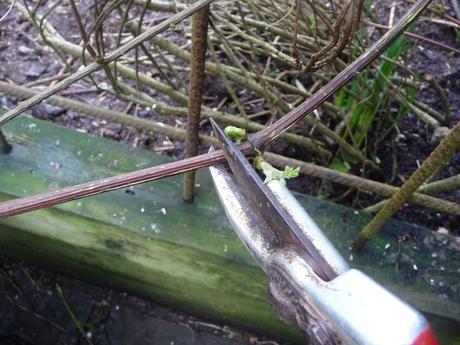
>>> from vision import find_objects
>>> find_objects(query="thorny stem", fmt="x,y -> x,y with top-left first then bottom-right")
353,120 -> 460,252
0,0 -> 433,218
183,3 -> 210,203
0,150 -> 232,217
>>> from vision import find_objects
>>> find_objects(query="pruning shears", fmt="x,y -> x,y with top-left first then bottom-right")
208,119 -> 438,345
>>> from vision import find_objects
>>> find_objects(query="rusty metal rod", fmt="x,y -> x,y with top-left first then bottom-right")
183,3 -> 210,202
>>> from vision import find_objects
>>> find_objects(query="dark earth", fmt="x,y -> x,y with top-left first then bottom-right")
0,0 -> 459,344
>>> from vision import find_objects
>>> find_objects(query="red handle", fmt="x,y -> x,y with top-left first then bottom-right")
412,326 -> 439,345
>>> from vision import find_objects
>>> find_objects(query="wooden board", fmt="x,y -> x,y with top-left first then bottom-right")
0,116 -> 459,343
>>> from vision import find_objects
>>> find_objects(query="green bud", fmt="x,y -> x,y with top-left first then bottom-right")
224,126 -> 246,142
254,155 -> 265,171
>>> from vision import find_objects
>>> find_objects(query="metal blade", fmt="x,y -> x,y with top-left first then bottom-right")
210,119 -> 337,281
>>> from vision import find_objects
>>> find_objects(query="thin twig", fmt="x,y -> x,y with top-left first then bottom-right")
424,74 -> 452,124
365,21 -> 460,55
56,284 -> 95,345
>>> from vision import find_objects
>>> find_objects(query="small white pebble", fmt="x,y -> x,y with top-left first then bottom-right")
431,253 -> 438,258
413,264 -> 418,271
140,207 -> 145,213
349,254 -> 354,261
161,208 -> 167,215
437,227 -> 449,235
115,305 -> 119,310
384,243 -> 391,250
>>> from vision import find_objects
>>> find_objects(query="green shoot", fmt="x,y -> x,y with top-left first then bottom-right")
255,156 -> 299,186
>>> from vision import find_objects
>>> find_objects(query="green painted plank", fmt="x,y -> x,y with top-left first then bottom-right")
0,116 -> 459,344
1,115 -> 256,267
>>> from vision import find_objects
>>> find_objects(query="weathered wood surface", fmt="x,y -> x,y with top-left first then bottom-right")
0,116 -> 459,343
